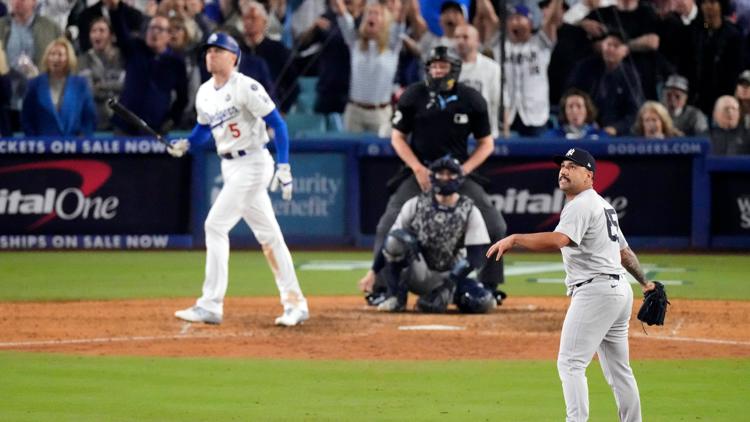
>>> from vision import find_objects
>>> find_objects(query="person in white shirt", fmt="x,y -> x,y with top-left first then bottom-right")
454,23 -> 501,138
333,0 -> 407,137
488,147 -> 656,422
475,0 -> 564,136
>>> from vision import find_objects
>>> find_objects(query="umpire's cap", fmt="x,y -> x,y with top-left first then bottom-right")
204,32 -> 241,61
553,148 -> 596,172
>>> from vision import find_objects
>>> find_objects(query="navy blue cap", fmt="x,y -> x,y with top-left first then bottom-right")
553,147 -> 596,172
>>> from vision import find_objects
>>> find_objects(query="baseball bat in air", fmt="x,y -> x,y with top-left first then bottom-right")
106,98 -> 171,148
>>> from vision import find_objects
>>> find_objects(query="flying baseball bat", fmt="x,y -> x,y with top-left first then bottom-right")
106,98 -> 171,148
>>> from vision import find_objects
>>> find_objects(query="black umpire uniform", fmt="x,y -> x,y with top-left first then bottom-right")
372,46 -> 507,297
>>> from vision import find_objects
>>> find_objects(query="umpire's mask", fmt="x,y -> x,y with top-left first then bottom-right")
425,46 -> 462,95
429,155 -> 465,196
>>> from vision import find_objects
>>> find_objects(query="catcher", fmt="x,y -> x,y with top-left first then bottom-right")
358,155 -> 496,314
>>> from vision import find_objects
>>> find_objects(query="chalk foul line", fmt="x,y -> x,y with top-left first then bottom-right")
0,331 -> 254,348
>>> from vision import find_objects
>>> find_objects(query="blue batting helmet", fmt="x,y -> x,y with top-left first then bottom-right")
204,32 -> 241,64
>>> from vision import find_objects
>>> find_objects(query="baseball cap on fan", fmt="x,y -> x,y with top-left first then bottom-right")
440,0 -> 468,18
553,148 -> 596,172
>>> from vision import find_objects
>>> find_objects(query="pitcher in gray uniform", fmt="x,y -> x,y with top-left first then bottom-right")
486,147 -> 656,422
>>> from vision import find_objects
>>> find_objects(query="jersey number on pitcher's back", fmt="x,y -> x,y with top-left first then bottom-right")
604,208 -> 619,242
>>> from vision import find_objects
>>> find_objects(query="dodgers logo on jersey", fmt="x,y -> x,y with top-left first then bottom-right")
208,106 -> 241,128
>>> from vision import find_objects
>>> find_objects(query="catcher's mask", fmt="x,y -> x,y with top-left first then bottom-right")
425,46 -> 462,94
429,155 -> 465,196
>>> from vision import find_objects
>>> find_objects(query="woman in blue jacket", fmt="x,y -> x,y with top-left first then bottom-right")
22,37 -> 97,137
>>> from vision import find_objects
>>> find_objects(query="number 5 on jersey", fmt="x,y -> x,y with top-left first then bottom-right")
228,123 -> 241,138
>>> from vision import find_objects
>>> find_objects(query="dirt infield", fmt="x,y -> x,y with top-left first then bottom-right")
1,296 -> 749,359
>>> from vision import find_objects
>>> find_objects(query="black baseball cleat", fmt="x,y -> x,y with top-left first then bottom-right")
493,289 -> 507,305
365,291 -> 388,307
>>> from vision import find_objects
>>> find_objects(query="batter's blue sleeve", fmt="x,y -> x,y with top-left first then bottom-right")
263,109 -> 289,164
188,123 -> 212,145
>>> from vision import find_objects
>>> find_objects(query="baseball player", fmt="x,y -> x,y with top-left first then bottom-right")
169,32 -> 309,327
487,148 -> 656,421
361,155 -> 496,314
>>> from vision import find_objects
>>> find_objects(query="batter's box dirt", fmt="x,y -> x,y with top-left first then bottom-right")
0,296 -> 748,359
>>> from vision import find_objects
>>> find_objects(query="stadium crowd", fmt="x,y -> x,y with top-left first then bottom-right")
0,0 -> 749,154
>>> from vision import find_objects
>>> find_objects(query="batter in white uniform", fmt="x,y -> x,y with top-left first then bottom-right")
169,32 -> 309,327
487,148 -> 656,421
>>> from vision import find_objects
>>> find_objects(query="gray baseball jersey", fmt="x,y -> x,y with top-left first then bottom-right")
554,188 -> 628,288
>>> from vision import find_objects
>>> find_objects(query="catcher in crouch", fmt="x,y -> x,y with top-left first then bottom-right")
358,155 -> 496,314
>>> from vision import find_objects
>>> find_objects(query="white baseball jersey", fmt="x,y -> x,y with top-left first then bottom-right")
490,32 -> 554,127
554,188 -> 628,288
195,71 -> 275,155
459,53 -> 502,138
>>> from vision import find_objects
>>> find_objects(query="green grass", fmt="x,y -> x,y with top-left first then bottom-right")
0,353 -> 747,421
1,251 -> 749,421
1,251 -> 749,301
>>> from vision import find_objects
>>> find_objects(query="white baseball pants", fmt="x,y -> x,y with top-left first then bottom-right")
557,276 -> 641,422
196,149 -> 308,316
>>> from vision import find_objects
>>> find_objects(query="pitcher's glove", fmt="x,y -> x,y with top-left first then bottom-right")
637,281 -> 670,326
270,163 -> 293,200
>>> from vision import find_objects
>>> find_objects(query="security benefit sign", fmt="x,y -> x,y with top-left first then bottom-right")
482,156 -> 693,236
204,152 -> 347,240
711,172 -> 750,235
0,156 -> 191,247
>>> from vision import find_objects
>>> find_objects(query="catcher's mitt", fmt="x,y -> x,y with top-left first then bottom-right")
637,281 -> 670,326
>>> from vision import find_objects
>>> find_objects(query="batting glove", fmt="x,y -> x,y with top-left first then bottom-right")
167,138 -> 190,158
270,163 -> 293,200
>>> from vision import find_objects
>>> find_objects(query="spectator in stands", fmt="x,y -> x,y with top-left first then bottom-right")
38,0 -> 79,32
475,0 -> 564,137
454,23 -> 501,138
632,101 -> 683,139
547,0 -> 593,107
710,95 -> 750,155
414,0 -> 465,60
0,40 -> 12,136
240,1 -> 299,113
661,74 -> 708,136
21,37 -> 97,136
168,15 -> 203,129
297,0 -> 364,129
332,0 -> 407,137
110,8 -> 188,135
72,0 -> 144,52
543,88 -> 607,139
580,0 -> 669,101
78,17 -> 125,131
567,30 -> 642,136
660,0 -> 703,94
735,70 -> 750,131
580,0 -> 659,53
693,0 -> 742,116
1,0 -> 62,130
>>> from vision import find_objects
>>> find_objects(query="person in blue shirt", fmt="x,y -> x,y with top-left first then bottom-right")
21,37 -> 96,136
544,88 -> 608,140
